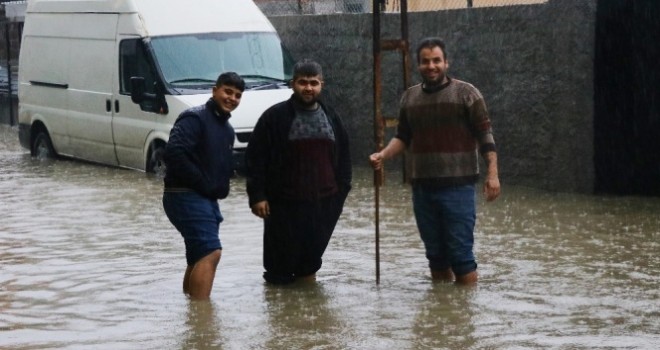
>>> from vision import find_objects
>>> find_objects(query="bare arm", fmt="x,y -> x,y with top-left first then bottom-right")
483,151 -> 500,202
369,138 -> 407,170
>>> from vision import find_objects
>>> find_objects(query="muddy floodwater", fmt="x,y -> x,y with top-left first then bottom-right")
0,124 -> 658,349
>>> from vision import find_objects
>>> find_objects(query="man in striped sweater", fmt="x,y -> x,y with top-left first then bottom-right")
370,37 -> 500,285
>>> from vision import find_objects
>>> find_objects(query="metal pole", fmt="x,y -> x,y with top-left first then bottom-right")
372,0 -> 384,285
401,0 -> 410,89
400,0 -> 410,183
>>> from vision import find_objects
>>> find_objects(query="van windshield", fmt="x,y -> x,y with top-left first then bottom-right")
150,32 -> 294,92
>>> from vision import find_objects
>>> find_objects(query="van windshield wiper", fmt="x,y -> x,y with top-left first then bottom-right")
169,78 -> 216,85
242,75 -> 289,90
241,75 -> 288,83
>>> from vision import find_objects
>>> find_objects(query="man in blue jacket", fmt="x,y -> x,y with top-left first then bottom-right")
246,60 -> 352,284
162,72 -> 245,299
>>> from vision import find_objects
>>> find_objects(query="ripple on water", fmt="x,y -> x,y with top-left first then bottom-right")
1,125 -> 659,349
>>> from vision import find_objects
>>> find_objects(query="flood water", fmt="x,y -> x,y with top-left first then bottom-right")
1,124 -> 658,350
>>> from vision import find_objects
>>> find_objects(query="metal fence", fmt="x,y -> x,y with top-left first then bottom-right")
0,1 -> 24,125
255,0 -> 548,15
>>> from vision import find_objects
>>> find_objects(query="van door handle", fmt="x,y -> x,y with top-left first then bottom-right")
106,99 -> 111,112
115,100 -> 119,113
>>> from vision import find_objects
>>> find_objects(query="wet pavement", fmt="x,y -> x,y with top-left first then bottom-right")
1,124 -> 658,349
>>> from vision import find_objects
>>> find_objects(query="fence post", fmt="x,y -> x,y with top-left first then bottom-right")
5,22 -> 15,125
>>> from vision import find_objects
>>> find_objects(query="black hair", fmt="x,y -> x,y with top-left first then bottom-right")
216,72 -> 245,92
292,59 -> 323,80
415,37 -> 448,64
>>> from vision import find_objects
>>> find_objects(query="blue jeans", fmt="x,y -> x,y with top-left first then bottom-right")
162,191 -> 223,266
412,184 -> 477,276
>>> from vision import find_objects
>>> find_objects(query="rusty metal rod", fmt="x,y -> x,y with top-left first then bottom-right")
372,0 -> 383,285
372,0 -> 411,285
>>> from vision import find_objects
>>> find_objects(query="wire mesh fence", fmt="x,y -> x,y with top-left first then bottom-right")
255,0 -> 548,15
0,1 -> 24,124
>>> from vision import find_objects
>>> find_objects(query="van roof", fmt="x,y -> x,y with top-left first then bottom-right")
26,0 -> 276,36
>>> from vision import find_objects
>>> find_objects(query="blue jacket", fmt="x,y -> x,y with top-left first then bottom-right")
163,99 -> 235,199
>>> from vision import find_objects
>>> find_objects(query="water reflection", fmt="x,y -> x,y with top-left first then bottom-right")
1,124 -> 659,349
181,301 -> 223,350
412,284 -> 476,350
263,283 -> 345,349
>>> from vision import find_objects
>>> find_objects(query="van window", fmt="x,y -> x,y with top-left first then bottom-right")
119,39 -> 158,95
150,32 -> 294,92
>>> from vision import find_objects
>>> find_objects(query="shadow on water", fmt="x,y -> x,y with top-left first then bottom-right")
1,125 -> 659,349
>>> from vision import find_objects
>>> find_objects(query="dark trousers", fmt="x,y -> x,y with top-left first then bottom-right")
263,191 -> 346,284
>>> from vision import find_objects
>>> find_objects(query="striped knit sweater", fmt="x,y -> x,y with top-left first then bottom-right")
395,77 -> 496,188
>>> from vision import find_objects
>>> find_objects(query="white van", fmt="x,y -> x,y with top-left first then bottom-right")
18,0 -> 293,173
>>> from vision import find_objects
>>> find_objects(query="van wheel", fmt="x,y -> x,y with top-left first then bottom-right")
32,130 -> 56,160
147,143 -> 166,177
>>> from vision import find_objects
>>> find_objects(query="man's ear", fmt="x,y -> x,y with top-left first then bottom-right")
288,80 -> 294,88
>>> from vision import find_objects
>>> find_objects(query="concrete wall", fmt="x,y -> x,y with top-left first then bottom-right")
269,0 -> 596,193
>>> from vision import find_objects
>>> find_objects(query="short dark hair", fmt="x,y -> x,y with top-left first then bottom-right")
216,72 -> 245,92
415,37 -> 448,64
292,59 -> 323,80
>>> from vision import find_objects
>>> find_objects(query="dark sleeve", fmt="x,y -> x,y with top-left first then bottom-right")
332,111 -> 352,194
245,109 -> 272,207
163,113 -> 208,194
394,97 -> 412,146
471,99 -> 496,155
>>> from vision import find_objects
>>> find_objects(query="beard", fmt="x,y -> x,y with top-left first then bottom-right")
292,92 -> 318,107
423,73 -> 446,87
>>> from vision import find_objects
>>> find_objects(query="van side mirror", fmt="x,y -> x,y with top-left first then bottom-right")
130,77 -> 146,104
